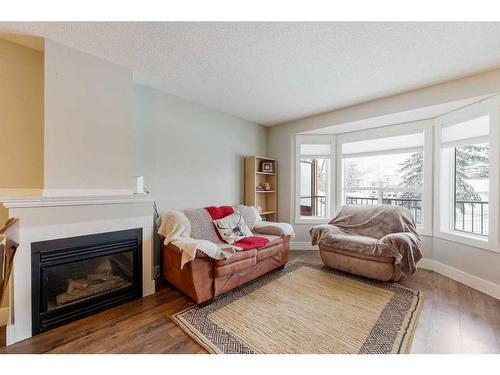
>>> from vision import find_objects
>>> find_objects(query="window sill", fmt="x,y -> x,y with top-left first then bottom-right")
433,230 -> 498,253
295,217 -> 330,225
417,228 -> 432,237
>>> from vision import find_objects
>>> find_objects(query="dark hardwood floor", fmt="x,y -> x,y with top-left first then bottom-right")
1,251 -> 499,354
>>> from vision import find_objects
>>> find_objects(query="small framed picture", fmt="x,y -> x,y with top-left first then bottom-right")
261,161 -> 273,172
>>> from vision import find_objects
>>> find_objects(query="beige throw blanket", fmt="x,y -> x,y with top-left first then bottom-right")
254,221 -> 295,239
310,205 -> 423,276
157,211 -> 235,269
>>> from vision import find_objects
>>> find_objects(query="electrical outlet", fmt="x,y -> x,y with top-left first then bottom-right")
153,266 -> 161,280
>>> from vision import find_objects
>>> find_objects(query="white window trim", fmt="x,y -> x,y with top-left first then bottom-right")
336,120 -> 433,235
294,134 -> 335,224
433,97 -> 500,252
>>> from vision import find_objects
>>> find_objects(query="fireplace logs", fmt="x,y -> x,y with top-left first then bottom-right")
56,274 -> 130,306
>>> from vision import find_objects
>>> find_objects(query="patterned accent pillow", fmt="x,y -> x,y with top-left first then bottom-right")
212,211 -> 253,244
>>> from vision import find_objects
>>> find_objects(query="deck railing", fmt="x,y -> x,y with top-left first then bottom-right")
302,195 -> 488,236
300,195 -> 327,217
345,196 -> 423,224
454,200 -> 489,236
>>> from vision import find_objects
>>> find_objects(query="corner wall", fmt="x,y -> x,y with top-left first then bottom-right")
0,38 -> 44,224
133,83 -> 267,212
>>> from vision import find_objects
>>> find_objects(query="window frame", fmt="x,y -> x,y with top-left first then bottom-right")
434,98 -> 499,252
336,120 -> 433,234
294,134 -> 335,224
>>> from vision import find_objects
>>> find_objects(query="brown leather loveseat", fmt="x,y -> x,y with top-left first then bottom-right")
161,205 -> 291,305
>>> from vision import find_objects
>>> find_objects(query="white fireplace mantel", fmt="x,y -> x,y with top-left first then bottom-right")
1,193 -> 155,209
3,194 -> 156,345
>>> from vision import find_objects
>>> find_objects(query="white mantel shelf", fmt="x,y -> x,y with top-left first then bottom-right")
1,194 -> 155,209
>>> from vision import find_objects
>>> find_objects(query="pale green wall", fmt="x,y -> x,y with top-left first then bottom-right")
133,83 -> 267,212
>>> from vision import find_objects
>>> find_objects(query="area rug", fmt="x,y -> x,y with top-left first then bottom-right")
172,260 -> 423,354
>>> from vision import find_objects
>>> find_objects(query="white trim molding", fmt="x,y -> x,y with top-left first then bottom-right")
294,134 -> 335,224
1,194 -> 154,209
42,188 -> 134,197
418,258 -> 500,300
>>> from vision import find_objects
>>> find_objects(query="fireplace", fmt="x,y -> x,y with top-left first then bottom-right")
31,228 -> 142,335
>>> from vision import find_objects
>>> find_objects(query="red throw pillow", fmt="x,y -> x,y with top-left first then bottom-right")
205,205 -> 234,220
234,236 -> 270,250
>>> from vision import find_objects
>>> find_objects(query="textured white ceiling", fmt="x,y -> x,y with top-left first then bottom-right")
2,22 -> 500,126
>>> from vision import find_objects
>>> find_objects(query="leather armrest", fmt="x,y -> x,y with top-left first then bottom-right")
253,222 -> 294,238
164,242 -> 210,258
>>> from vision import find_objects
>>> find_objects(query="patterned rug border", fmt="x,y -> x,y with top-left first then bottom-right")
399,292 -> 424,354
171,259 -> 424,354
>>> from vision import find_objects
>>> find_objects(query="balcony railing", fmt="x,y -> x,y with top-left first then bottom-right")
345,196 -> 489,235
346,196 -> 423,224
454,200 -> 489,236
300,195 -> 327,217
345,197 -> 378,205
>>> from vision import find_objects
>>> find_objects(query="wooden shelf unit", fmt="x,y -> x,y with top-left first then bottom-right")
245,156 -> 277,222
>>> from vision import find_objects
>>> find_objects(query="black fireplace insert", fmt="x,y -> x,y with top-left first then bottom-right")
31,228 -> 142,335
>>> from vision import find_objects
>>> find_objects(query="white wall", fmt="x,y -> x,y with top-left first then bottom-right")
44,40 -> 134,195
268,68 -> 500,289
133,84 -> 267,212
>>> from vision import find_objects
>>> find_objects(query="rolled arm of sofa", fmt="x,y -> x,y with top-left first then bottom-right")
162,242 -> 214,304
253,221 -> 295,239
380,231 -> 423,276
309,224 -> 345,246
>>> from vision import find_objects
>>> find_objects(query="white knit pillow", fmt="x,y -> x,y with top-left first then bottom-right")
212,211 -> 253,244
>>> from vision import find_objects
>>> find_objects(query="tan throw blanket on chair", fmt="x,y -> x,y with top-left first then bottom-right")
310,205 -> 423,276
158,211 -> 235,269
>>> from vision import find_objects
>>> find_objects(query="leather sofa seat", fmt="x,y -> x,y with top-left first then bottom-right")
320,244 -> 394,263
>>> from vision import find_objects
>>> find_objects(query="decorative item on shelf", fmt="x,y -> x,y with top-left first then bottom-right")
245,156 -> 277,222
261,161 -> 274,173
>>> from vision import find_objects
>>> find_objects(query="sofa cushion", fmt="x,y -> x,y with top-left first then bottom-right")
214,249 -> 257,266
253,233 -> 281,246
213,249 -> 258,278
320,244 -> 394,263
183,208 -> 220,243
214,257 -> 257,278
212,211 -> 253,244
256,243 -> 281,261
233,205 -> 261,230
318,232 -> 380,254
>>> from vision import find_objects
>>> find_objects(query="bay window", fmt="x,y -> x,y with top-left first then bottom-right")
337,121 -> 432,230
294,95 -> 499,252
435,100 -> 499,250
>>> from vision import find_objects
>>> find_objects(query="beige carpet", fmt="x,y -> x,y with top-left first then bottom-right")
173,260 -> 423,354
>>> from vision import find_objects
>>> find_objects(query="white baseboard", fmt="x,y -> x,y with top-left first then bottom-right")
417,258 -> 434,271
290,241 -> 318,250
418,258 -> 500,300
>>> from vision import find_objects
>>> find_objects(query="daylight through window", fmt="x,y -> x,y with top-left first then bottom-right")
341,131 -> 425,225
